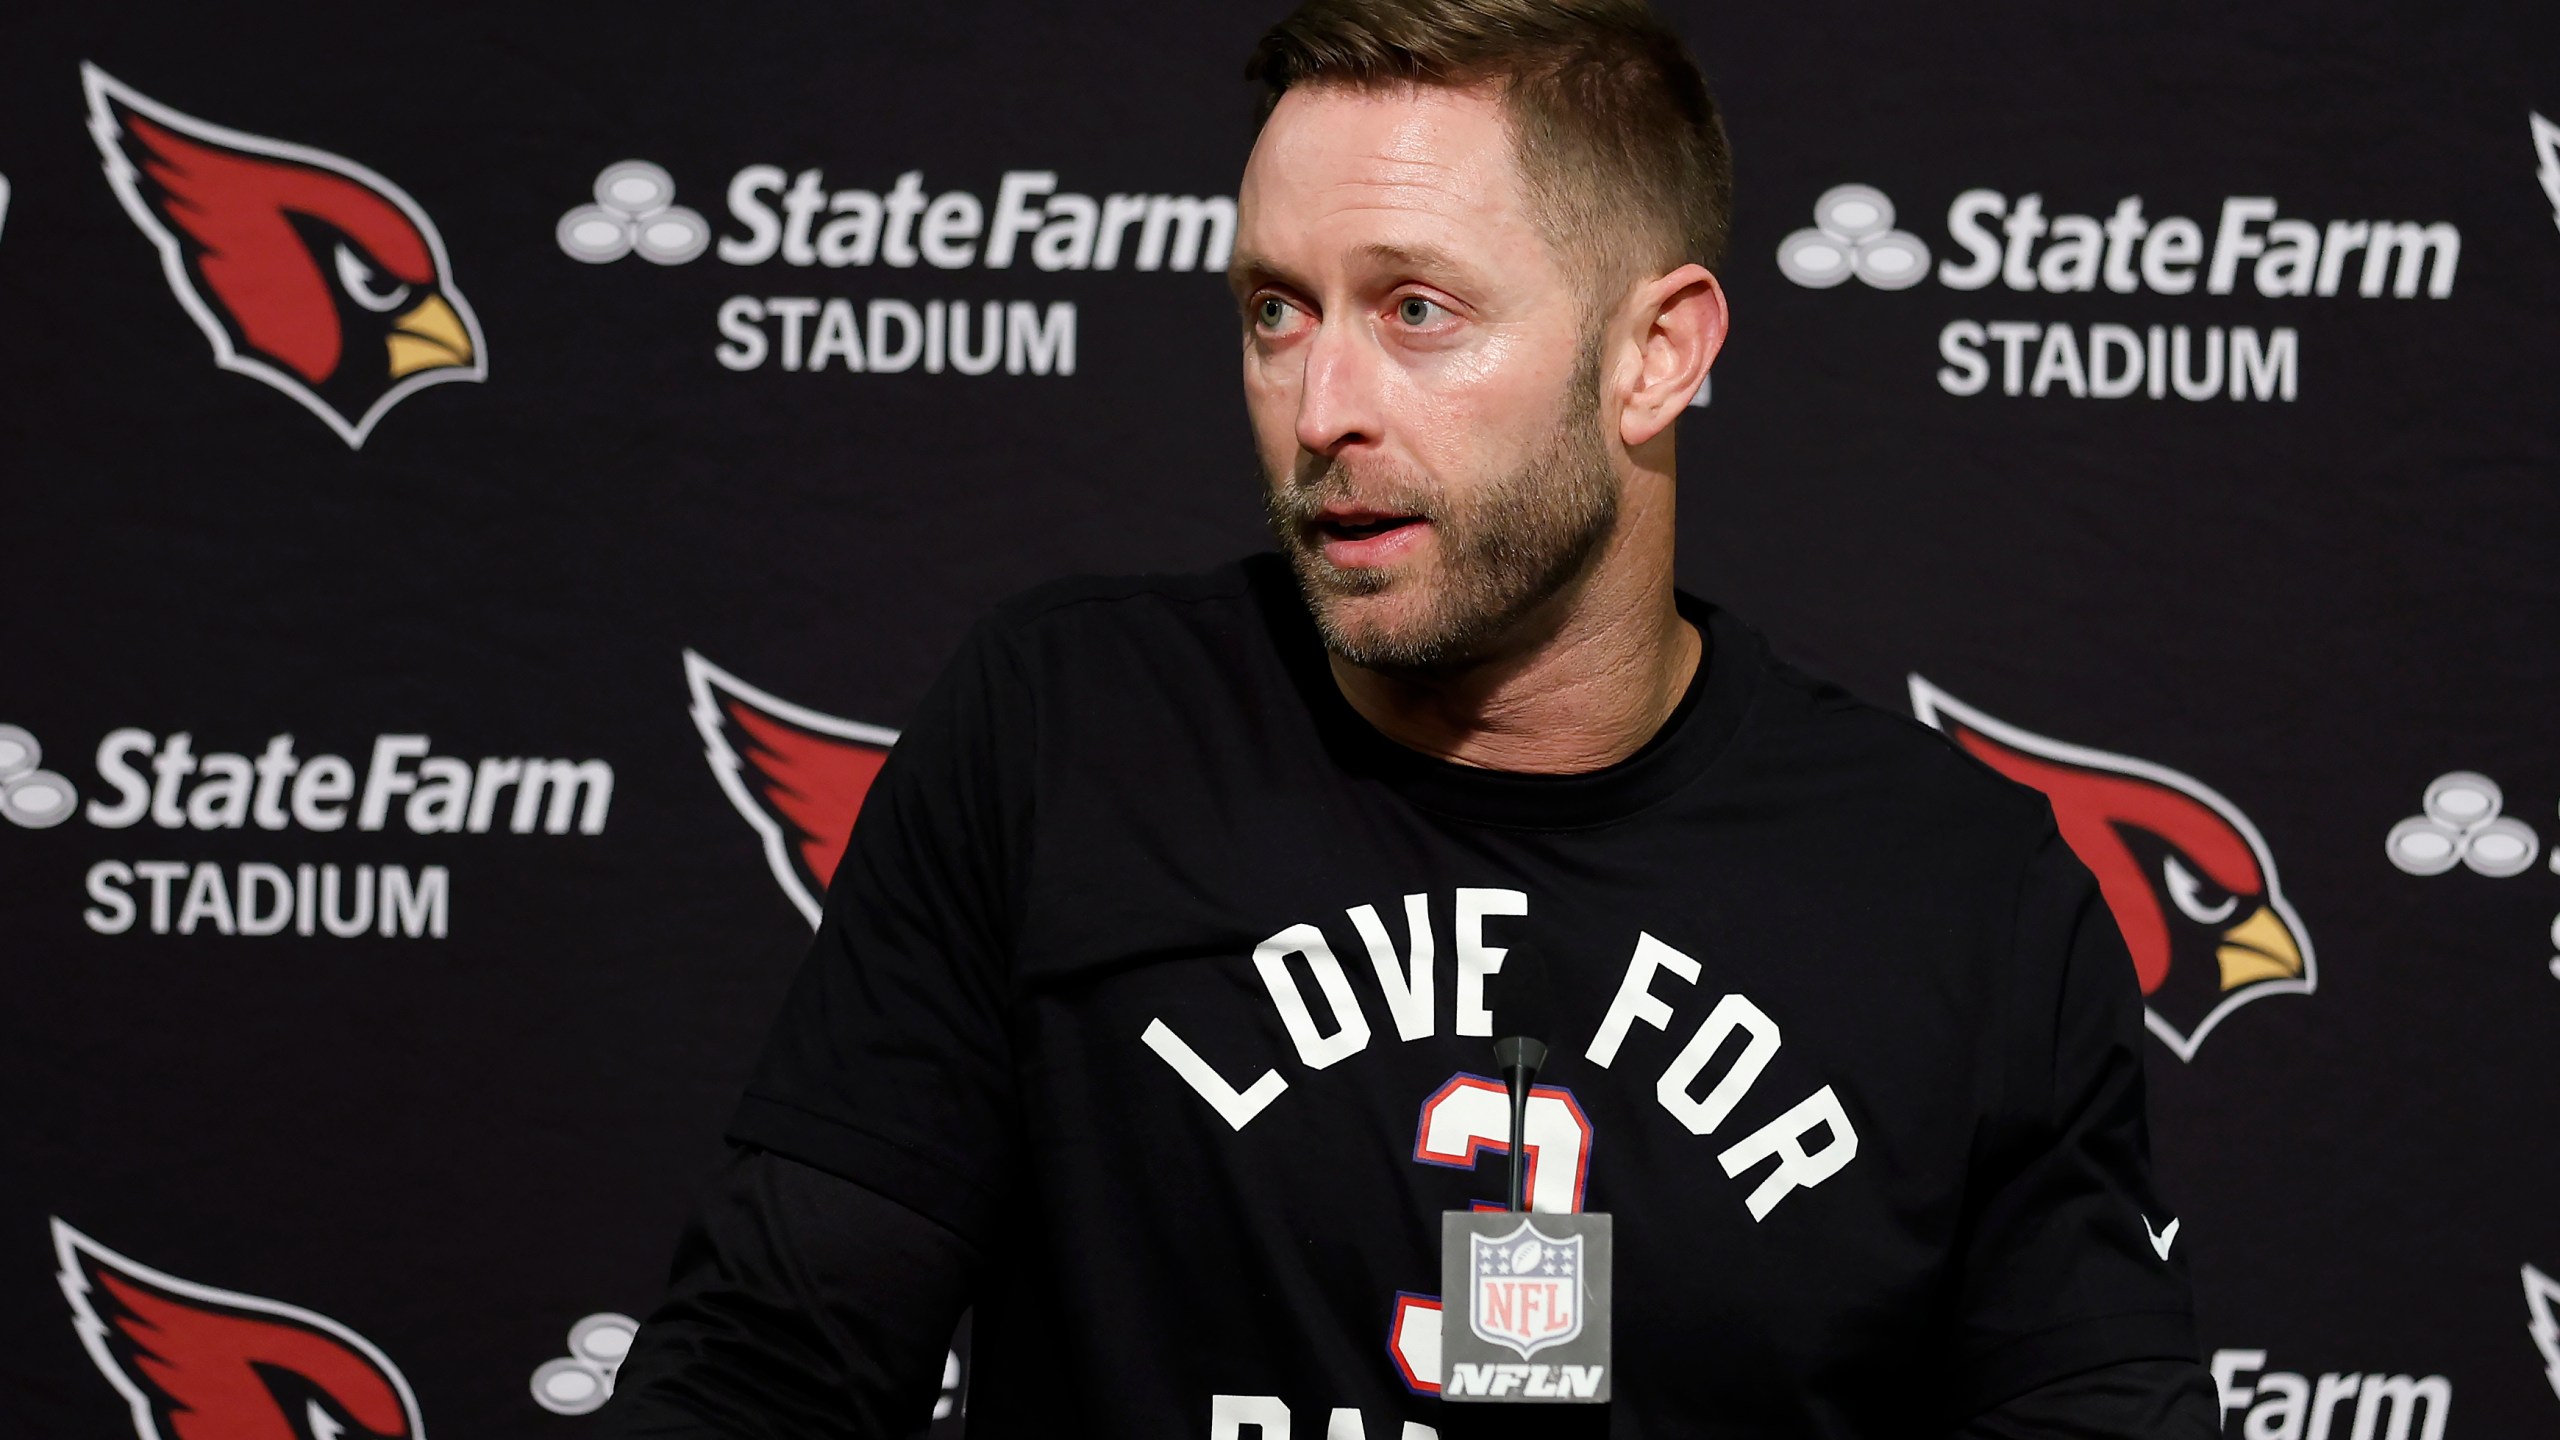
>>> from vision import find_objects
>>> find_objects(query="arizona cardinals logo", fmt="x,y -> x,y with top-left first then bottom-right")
1910,678 -> 2314,1060
685,651 -> 898,927
82,64 -> 485,448
54,1218 -> 425,1440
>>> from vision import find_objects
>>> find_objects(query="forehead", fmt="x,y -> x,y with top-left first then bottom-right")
1235,81 -> 1547,274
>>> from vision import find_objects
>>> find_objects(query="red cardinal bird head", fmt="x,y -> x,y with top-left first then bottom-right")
685,651 -> 898,927
82,63 -> 484,448
1910,677 -> 2314,1060
54,1218 -> 425,1440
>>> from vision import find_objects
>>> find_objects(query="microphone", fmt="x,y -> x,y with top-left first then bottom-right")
1444,945 -> 1613,1405
1486,949 -> 1555,1213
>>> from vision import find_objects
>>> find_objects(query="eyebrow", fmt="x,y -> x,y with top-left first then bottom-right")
1227,240 -> 1484,304
1351,240 -> 1477,281
1226,252 -> 1286,303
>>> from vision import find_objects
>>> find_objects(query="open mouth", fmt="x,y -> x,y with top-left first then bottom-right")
1313,511 -> 1425,544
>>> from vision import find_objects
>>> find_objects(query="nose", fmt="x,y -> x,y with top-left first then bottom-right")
1293,315 -> 1383,459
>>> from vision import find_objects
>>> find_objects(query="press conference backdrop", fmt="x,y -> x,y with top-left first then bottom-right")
4,1 -> 2557,1434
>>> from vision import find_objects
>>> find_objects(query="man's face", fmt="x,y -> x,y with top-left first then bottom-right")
1232,82 -> 1622,670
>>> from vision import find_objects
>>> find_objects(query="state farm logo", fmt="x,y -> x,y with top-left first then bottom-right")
2387,771 -> 2541,878
56,1218 -> 427,1440
519,1307 -> 968,1423
684,652 -> 893,926
528,1312 -> 638,1416
1777,185 -> 1929,290
2,720 -> 613,940
562,157 -> 1233,379
0,723 -> 78,828
1781,179 -> 2461,402
1912,680 -> 2313,1060
557,162 -> 711,266
82,64 -> 485,448
2385,770 -> 2559,979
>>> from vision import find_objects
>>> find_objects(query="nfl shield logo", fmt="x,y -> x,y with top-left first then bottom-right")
1468,1219 -> 1585,1358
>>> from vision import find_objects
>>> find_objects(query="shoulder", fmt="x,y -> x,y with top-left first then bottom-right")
966,557 -> 1289,710
1731,621 -> 2057,863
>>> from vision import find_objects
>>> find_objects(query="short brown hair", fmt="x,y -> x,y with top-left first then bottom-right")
1247,0 -> 1733,298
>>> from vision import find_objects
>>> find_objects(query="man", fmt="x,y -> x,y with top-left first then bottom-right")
605,1 -> 2218,1434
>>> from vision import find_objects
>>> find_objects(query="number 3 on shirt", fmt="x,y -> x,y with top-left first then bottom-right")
1389,1072 -> 1592,1393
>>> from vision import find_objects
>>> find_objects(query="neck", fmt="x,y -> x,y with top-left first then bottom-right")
1328,493 -> 1699,775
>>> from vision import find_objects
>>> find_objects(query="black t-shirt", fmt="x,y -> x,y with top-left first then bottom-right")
728,555 -> 2197,1437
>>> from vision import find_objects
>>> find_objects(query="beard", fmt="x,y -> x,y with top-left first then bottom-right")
1262,334 -> 1619,671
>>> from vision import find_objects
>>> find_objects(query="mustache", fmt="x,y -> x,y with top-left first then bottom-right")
1264,454 -> 1446,524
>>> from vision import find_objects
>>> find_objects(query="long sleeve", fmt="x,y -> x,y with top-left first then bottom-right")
1952,1356 -> 2218,1438
599,1147 -> 978,1439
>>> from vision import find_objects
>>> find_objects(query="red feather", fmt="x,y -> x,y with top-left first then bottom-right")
685,652 -> 898,926
108,112 -> 433,385
728,699 -> 892,895
56,1221 -> 421,1440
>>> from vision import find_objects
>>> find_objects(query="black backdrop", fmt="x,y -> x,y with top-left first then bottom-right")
6,3 -> 2559,1435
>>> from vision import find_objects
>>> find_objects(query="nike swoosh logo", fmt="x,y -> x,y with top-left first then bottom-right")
2143,1215 -> 2180,1260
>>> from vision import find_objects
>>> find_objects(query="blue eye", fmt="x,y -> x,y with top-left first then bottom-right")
1396,296 -> 1444,326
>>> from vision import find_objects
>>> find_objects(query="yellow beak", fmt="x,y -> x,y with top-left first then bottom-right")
2216,903 -> 2305,991
386,293 -> 473,378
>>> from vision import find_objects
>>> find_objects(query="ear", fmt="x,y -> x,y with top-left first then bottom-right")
1616,263 -> 1727,449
